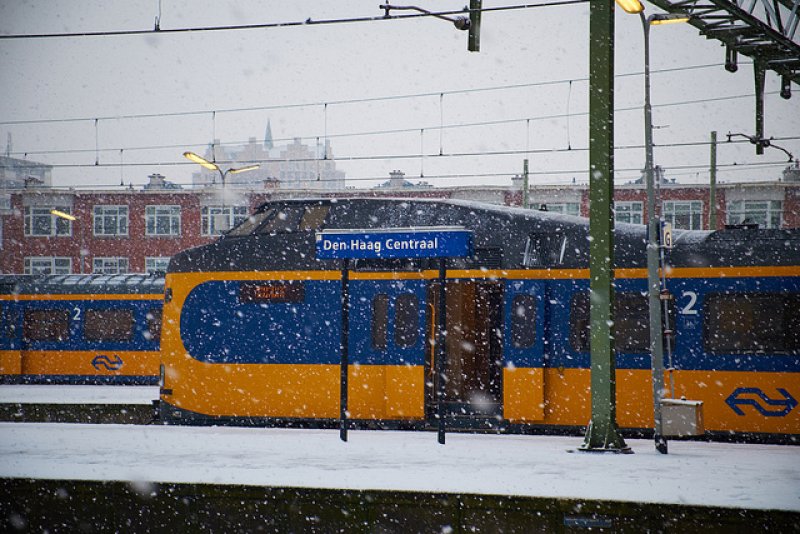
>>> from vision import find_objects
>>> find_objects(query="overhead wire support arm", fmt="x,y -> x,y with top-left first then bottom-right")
379,4 -> 471,30
726,132 -> 795,161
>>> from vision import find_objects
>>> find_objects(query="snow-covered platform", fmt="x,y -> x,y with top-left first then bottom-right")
0,385 -> 158,405
1,423 -> 798,513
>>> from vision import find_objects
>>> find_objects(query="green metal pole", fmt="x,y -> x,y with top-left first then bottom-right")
709,131 -> 717,230
580,0 -> 629,453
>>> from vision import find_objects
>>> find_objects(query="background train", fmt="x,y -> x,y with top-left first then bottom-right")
0,274 -> 164,384
151,197 -> 797,441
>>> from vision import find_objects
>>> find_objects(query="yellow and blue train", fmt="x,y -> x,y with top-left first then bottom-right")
0,274 -> 163,384
159,198 -> 800,441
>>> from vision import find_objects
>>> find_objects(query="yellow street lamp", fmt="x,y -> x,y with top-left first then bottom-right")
50,208 -> 85,272
183,151 -> 260,232
50,209 -> 76,221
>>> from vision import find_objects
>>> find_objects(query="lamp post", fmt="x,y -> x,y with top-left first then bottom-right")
50,209 -> 84,273
183,151 -> 259,232
616,1 -> 689,455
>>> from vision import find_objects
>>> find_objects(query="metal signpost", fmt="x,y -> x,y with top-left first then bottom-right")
316,227 -> 473,443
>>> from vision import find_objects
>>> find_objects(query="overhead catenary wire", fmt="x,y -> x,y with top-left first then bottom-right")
4,91 -> 789,159
0,2 -> 588,40
0,62 -> 752,127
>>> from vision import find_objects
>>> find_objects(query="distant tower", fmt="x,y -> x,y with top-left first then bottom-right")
5,133 -> 11,157
264,120 -> 274,150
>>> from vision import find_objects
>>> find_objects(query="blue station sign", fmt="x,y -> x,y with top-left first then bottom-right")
316,227 -> 473,260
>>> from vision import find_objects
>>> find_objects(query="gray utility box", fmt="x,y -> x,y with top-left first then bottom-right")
661,398 -> 705,437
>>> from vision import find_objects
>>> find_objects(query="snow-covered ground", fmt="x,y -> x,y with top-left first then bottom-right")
1,422 -> 798,512
0,385 -> 157,405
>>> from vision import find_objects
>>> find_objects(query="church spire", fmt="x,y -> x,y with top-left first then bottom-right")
264,120 -> 274,150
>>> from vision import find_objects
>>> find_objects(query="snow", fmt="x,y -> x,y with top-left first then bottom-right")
0,385 -> 158,405
1,422 -> 798,512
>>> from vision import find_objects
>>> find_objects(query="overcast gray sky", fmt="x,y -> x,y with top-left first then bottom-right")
1,0 -> 798,190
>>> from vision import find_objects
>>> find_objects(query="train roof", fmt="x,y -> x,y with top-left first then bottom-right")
0,274 -> 165,296
168,197 -> 800,273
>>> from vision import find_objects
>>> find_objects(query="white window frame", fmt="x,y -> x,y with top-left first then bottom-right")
726,200 -> 783,229
614,201 -> 644,225
92,257 -> 129,274
663,200 -> 704,230
540,202 -> 581,217
201,205 -> 249,235
24,256 -> 72,275
24,206 -> 73,237
145,205 -> 181,236
93,205 -> 129,237
145,257 -> 171,274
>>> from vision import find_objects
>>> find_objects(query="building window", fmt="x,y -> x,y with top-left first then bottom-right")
539,202 -> 580,217
145,205 -> 181,236
24,206 -> 72,237
145,257 -> 171,274
24,257 -> 72,275
93,257 -> 129,274
93,205 -> 129,236
614,201 -> 643,225
201,205 -> 248,235
726,200 -> 782,229
663,200 -> 703,230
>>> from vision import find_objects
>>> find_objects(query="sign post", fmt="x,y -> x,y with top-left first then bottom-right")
316,227 -> 473,443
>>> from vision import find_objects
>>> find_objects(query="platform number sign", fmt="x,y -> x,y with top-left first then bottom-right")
661,221 -> 673,249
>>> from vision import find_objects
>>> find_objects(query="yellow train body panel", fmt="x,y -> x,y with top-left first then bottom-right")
0,350 -> 22,375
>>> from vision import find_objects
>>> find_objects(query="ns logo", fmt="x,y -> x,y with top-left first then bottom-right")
91,354 -> 124,371
725,388 -> 798,418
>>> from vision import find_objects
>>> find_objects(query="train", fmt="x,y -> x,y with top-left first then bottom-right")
156,197 -> 800,441
0,274 -> 164,385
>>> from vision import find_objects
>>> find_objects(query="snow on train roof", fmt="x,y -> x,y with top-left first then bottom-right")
0,274 -> 165,294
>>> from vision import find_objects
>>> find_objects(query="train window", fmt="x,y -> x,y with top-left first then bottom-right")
1,307 -> 17,338
146,309 -> 162,342
614,294 -> 650,353
523,234 -> 567,267
371,294 -> 389,350
299,205 -> 330,231
84,309 -> 134,342
569,292 -> 650,353
570,293 -> 590,352
704,293 -> 800,354
226,209 -> 274,237
511,294 -> 537,349
257,206 -> 304,234
23,310 -> 70,342
394,294 -> 419,348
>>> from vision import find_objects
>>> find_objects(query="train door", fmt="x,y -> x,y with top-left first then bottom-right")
428,280 -> 505,421
348,277 -> 429,420
502,280 -> 546,422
